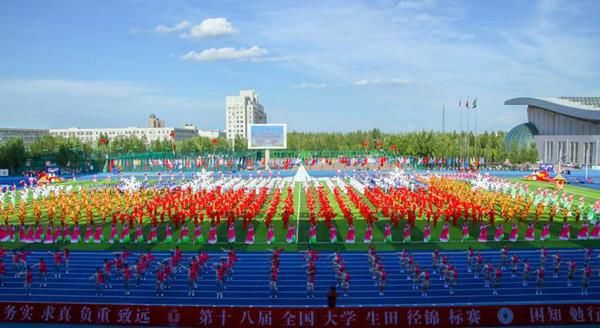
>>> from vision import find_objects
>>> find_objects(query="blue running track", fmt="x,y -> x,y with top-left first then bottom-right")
0,248 -> 599,307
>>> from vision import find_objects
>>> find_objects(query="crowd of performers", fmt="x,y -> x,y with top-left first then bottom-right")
368,246 -> 388,296
388,246 -> 597,297
0,246 -> 597,298
302,249 -> 318,298
2,217 -> 599,246
0,247 -> 70,295
1,173 -> 600,303
1,174 -> 600,248
269,248 -> 283,298
0,246 -> 241,298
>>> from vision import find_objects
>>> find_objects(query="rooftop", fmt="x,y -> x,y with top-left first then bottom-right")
557,97 -> 600,109
505,96 -> 600,121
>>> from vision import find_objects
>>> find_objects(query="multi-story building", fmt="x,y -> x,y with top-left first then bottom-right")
505,97 -> 600,166
0,128 -> 49,147
197,129 -> 223,139
182,124 -> 223,139
148,114 -> 165,128
49,126 -> 197,144
225,90 -> 267,140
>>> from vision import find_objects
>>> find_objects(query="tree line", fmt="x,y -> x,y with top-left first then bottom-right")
286,129 -> 537,163
0,129 -> 537,174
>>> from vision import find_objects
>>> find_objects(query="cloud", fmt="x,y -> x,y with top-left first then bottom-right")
180,18 -> 237,38
291,82 -> 327,89
181,46 -> 268,62
6,0 -> 598,133
498,0 -> 599,80
0,79 -> 223,130
155,20 -> 190,33
353,78 -> 410,86
248,1 -> 598,131
395,0 -> 435,10
246,55 -> 292,63
0,79 -> 151,98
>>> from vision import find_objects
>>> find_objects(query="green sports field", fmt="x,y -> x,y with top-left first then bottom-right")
1,178 -> 599,252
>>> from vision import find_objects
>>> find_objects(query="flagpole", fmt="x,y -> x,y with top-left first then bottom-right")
466,97 -> 470,170
459,98 -> 463,170
295,181 -> 302,245
474,99 -> 478,167
442,105 -> 446,132
585,145 -> 589,180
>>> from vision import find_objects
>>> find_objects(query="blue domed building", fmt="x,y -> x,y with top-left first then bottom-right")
504,123 -> 539,151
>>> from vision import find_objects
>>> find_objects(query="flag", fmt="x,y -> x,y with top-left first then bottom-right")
465,100 -> 469,109
472,98 -> 477,109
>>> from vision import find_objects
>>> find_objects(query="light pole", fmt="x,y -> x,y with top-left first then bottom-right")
585,143 -> 589,180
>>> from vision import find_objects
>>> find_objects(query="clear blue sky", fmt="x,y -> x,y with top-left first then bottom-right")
0,0 -> 598,132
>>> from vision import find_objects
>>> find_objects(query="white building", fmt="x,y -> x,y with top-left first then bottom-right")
0,128 -> 49,147
182,124 -> 222,139
49,126 -> 197,144
225,90 -> 267,140
198,129 -> 223,139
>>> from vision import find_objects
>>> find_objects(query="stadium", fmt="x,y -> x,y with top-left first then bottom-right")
1,111 -> 600,328
0,164 -> 599,327
505,97 -> 600,166
1,1 -> 600,326
1,106 -> 599,328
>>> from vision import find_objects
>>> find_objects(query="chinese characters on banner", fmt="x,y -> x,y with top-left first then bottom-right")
1,302 -> 600,327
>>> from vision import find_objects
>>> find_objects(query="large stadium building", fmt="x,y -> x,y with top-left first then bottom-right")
505,97 -> 600,166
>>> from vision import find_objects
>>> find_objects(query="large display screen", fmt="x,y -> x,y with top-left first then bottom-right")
247,124 -> 287,149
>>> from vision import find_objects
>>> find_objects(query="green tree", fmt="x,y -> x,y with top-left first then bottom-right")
0,138 -> 26,173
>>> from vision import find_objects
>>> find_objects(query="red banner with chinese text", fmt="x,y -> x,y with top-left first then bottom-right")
0,302 -> 599,327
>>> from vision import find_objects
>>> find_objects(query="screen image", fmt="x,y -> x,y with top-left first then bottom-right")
248,124 -> 287,149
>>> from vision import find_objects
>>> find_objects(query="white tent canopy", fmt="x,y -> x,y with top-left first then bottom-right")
292,164 -> 311,184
